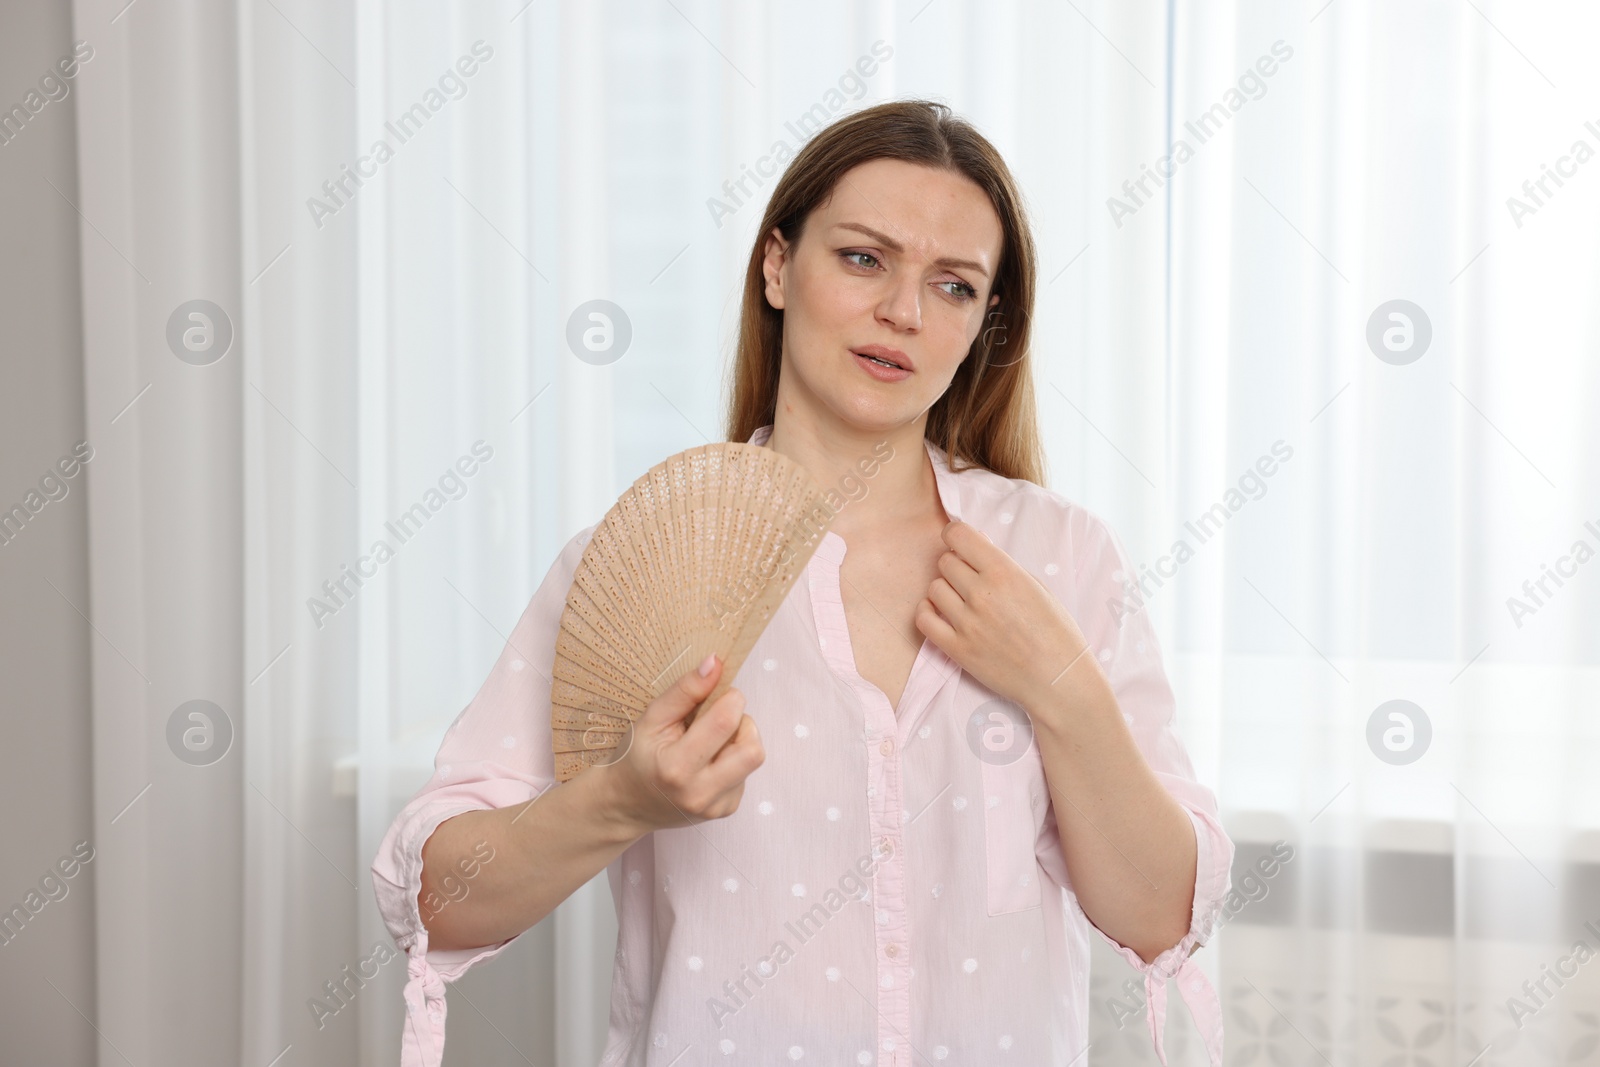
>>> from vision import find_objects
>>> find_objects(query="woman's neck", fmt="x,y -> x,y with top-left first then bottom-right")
765,410 -> 946,540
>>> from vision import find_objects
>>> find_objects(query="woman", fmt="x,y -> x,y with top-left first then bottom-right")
372,99 -> 1233,1067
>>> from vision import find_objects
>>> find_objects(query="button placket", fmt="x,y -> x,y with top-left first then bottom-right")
805,477 -> 970,1058
870,714 -> 911,1055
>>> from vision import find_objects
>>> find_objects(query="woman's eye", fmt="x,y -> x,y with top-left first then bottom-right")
843,250 -> 976,300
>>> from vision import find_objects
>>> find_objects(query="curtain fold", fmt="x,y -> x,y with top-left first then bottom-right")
72,1 -> 245,1064
238,0 -> 365,1064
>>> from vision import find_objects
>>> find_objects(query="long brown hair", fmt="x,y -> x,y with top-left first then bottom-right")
722,98 -> 1045,485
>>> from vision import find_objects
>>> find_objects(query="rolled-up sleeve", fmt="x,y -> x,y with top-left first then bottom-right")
1057,507 -> 1235,1067
370,523 -> 595,1067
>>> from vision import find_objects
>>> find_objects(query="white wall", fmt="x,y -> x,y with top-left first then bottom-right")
0,1 -> 97,1063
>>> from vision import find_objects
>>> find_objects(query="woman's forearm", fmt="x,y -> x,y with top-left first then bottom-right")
418,658 -> 765,953
1025,670 -> 1198,964
419,762 -> 646,952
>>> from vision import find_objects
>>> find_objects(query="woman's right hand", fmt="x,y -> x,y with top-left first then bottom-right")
599,654 -> 766,836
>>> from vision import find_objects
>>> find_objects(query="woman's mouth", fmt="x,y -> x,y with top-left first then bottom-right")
851,347 -> 912,381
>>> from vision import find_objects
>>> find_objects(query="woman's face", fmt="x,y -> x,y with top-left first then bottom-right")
762,158 -> 1003,437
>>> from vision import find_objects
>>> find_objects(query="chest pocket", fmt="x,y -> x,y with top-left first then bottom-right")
980,742 -> 1047,915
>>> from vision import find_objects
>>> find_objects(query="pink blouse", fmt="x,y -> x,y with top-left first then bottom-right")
371,425 -> 1233,1067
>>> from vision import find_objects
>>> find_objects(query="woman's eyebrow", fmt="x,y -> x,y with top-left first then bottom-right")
835,221 -> 992,278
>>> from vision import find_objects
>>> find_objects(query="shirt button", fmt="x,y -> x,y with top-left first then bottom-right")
885,943 -> 899,957
879,837 -> 894,857
880,738 -> 894,756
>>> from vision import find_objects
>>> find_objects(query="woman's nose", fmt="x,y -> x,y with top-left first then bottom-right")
876,273 -> 922,332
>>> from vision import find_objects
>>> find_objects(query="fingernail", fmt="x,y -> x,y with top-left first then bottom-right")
697,654 -> 716,677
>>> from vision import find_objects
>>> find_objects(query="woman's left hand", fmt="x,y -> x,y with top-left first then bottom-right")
915,520 -> 1099,712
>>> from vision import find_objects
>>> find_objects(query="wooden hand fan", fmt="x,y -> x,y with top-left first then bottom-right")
550,441 -> 836,782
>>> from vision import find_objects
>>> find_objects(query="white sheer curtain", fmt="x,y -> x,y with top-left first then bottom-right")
66,0 -> 1600,1065
1129,2 -> 1600,1065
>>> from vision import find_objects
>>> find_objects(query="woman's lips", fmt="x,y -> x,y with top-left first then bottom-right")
853,351 -> 912,381
851,347 -> 912,381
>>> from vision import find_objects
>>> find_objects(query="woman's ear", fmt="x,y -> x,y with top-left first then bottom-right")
762,227 -> 790,310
